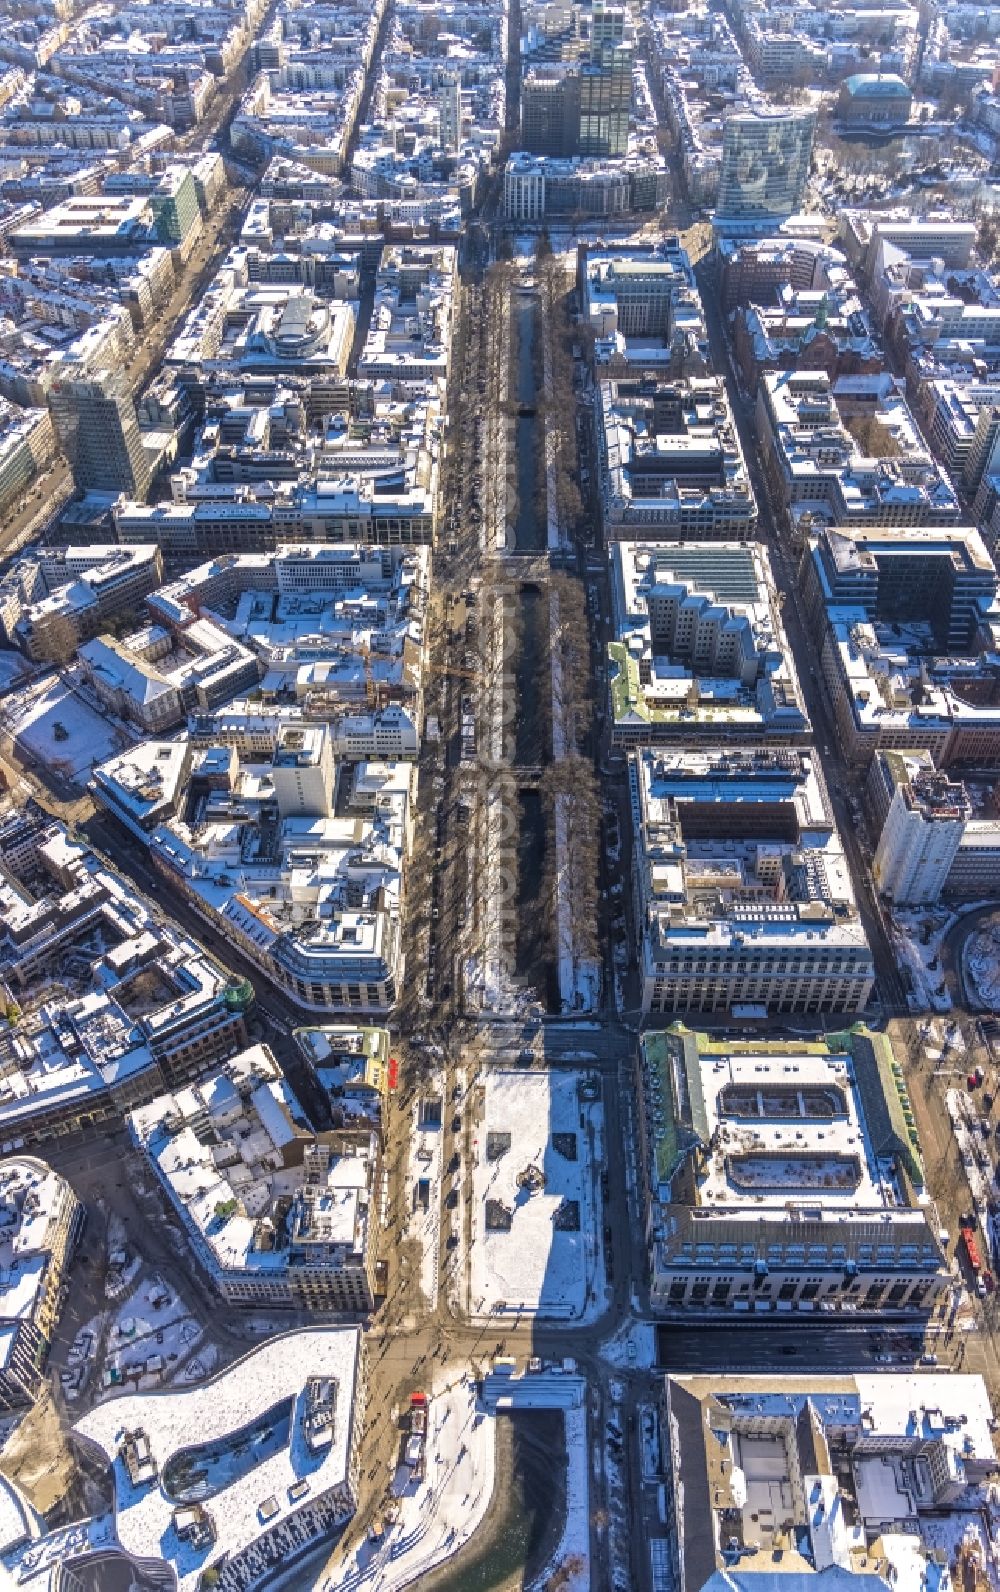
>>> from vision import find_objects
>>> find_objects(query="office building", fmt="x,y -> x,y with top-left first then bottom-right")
607,541 -> 808,745
640,1025 -> 946,1316
719,235 -> 854,314
104,165 -> 203,247
582,242 -> 708,370
0,1157 -> 84,1408
633,748 -> 872,1018
49,368 -> 152,499
519,0 -> 632,158
800,516 -> 1000,769
597,376 -> 756,541
502,150 -> 668,219
521,68 -> 581,156
97,738 -> 415,1015
271,725 -> 334,818
438,76 -> 463,153
801,522 -> 995,654
758,370 -> 960,534
0,403 -> 55,519
661,1372 -> 998,1592
0,817 -> 252,1146
873,768 -> 971,903
10,544 -> 163,662
715,107 -> 816,226
630,746 -> 874,1016
130,1046 -> 379,1312
839,211 -> 977,276
866,750 -> 1000,904
78,621 -> 259,734
580,27 -> 632,157
9,195 -> 153,257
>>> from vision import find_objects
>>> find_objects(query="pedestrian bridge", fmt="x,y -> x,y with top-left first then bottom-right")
481,1363 -> 584,1410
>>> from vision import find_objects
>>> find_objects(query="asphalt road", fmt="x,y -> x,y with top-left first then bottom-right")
0,460 -> 73,562
658,1323 -> 917,1372
9,85 -> 992,1592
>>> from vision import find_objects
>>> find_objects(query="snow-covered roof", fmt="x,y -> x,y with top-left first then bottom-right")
75,1328 -> 362,1592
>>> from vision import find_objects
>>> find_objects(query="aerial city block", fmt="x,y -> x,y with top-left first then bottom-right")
0,0 -> 997,1587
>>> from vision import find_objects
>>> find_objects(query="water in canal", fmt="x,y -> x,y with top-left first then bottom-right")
508,584 -> 552,999
512,293 -> 546,554
419,1409 -> 568,1592
508,284 -> 554,1000
267,1412 -> 567,1592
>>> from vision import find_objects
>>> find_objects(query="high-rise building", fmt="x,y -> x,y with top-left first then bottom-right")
438,75 -> 463,153
49,368 -> 152,498
271,723 -> 333,817
963,403 -> 1000,496
521,67 -> 582,155
873,768 -> 971,904
520,0 -> 632,158
149,167 -> 201,246
580,1 -> 631,156
716,107 -> 816,223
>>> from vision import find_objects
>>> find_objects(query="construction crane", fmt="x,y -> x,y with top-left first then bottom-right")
421,657 -> 481,686
353,645 -> 479,711
355,642 -> 383,712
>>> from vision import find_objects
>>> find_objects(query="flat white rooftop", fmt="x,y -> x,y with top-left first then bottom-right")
695,1048 -> 887,1207
470,1070 -> 604,1323
75,1328 -> 361,1592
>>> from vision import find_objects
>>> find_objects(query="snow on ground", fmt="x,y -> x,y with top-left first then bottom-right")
0,651 -> 28,692
402,1082 -> 444,1312
324,1372 -> 495,1592
604,1377 -> 630,1592
105,1253 -> 141,1302
599,1317 -> 657,1371
528,1403 -> 590,1592
98,1272 -> 203,1397
469,1069 -> 605,1321
922,1015 -> 968,1064
965,923 -> 1000,1009
180,1341 -> 220,1382
4,671 -> 131,782
891,907 -> 955,1012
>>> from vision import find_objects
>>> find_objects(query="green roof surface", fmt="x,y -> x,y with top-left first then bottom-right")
842,73 -> 911,97
641,1025 -> 926,1198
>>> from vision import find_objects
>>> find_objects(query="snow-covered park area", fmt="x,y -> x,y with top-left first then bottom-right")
3,671 -> 131,782
99,1271 -> 208,1396
965,920 -> 1000,1009
469,1069 -> 606,1321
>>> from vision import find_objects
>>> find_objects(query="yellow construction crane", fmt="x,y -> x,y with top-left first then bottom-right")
356,643 -> 481,711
